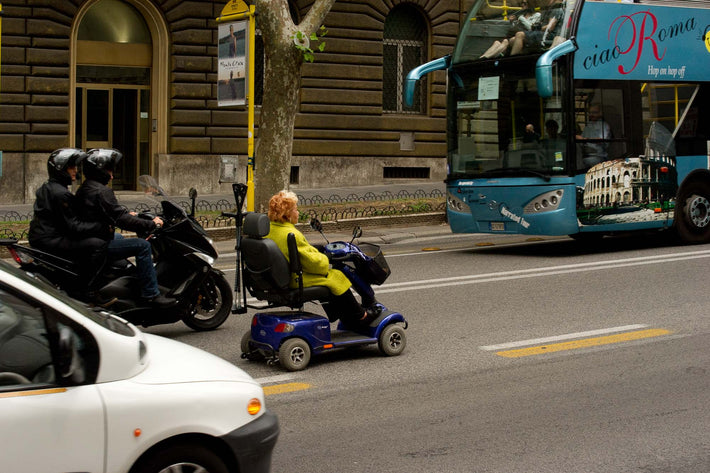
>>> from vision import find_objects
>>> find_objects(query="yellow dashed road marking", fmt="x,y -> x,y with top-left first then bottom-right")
263,382 -> 311,396
496,328 -> 672,358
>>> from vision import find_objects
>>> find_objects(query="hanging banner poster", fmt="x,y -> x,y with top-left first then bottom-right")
218,20 -> 248,106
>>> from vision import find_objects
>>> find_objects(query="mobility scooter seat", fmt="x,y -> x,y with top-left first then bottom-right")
241,213 -> 330,308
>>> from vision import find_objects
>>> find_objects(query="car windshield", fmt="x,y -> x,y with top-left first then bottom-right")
0,261 -> 135,337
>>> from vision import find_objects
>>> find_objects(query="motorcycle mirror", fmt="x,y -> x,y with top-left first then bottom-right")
351,226 -> 363,242
188,188 -> 197,217
310,218 -> 329,243
310,218 -> 323,232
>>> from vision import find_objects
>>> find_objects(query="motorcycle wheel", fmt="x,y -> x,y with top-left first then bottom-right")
182,271 -> 232,331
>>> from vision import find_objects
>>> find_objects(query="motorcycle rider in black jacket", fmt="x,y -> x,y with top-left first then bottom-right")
75,148 -> 176,308
28,149 -> 106,275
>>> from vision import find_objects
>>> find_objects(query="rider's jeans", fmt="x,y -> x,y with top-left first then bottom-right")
106,234 -> 160,299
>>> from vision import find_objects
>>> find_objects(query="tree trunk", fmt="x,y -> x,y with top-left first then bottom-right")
253,34 -> 302,212
252,0 -> 336,212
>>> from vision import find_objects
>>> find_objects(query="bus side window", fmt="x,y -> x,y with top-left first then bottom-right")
675,85 -> 710,156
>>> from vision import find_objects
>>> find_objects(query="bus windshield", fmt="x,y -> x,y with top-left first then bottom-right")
452,0 -> 576,64
448,59 -> 568,179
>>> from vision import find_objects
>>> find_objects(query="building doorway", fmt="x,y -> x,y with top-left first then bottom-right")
73,0 -> 167,191
75,85 -> 150,190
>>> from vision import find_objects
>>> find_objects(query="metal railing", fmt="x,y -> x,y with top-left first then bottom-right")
0,188 -> 445,240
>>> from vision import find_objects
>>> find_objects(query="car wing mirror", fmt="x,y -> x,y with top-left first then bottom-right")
58,326 -> 85,384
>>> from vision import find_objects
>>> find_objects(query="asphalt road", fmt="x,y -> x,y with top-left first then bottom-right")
146,231 -> 710,472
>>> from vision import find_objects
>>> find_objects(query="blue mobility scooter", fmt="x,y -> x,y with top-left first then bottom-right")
226,186 -> 407,371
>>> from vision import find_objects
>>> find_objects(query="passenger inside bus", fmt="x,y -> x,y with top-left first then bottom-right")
481,0 -> 565,58
576,103 -> 612,167
542,119 -> 565,165
480,0 -> 541,58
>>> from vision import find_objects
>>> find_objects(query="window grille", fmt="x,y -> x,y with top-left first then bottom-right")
383,4 -> 428,114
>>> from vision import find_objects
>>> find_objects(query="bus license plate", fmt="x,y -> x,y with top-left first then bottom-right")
490,222 -> 505,231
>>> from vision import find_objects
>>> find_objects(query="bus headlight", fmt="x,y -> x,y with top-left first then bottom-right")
447,192 -> 471,213
523,189 -> 564,214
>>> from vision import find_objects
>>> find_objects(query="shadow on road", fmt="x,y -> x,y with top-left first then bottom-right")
467,231 -> 687,258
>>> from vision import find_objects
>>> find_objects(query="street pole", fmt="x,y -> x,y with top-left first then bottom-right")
217,0 -> 256,211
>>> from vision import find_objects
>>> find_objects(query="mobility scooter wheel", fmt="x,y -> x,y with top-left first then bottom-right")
240,331 -> 264,361
278,338 -> 311,371
378,324 -> 406,356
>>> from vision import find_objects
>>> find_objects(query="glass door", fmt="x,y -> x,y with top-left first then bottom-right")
76,86 -> 150,190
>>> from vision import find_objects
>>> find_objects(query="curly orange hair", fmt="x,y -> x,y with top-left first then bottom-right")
268,190 -> 298,222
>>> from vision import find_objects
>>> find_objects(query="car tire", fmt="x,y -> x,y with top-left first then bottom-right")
278,338 -> 311,371
132,442 -> 229,473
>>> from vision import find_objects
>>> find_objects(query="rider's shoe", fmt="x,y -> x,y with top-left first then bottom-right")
144,294 -> 178,308
361,305 -> 382,326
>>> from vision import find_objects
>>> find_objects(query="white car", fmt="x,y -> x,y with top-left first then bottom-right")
0,260 -> 278,473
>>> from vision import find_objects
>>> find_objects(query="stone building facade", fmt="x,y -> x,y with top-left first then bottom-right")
0,0 -> 471,203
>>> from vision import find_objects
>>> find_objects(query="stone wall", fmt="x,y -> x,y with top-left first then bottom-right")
0,0 -> 464,203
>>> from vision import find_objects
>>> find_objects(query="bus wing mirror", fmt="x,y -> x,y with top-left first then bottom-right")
536,39 -> 577,98
404,55 -> 451,107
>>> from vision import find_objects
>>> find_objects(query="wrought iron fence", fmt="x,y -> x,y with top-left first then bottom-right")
0,188 -> 445,240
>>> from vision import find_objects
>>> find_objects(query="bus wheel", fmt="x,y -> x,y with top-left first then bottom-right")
676,181 -> 710,243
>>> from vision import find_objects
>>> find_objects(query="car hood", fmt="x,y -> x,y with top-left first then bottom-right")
131,333 -> 257,385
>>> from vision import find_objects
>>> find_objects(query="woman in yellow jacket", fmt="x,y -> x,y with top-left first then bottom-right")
266,190 -> 378,327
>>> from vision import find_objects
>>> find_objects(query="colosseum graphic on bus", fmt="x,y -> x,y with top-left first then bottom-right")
577,154 -> 678,227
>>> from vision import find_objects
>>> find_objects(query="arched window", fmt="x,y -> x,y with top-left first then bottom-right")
383,4 -> 428,114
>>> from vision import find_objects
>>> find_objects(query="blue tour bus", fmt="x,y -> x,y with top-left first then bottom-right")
406,0 -> 710,243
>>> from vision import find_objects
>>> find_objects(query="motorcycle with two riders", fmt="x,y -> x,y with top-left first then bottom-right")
2,175 -> 232,332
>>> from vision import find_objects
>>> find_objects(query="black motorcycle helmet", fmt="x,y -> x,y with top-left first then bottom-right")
47,148 -> 88,186
83,148 -> 123,185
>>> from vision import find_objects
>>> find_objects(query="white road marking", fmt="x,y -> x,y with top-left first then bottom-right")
220,249 -> 710,297
255,374 -> 295,385
376,249 -> 710,294
479,324 -> 649,351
